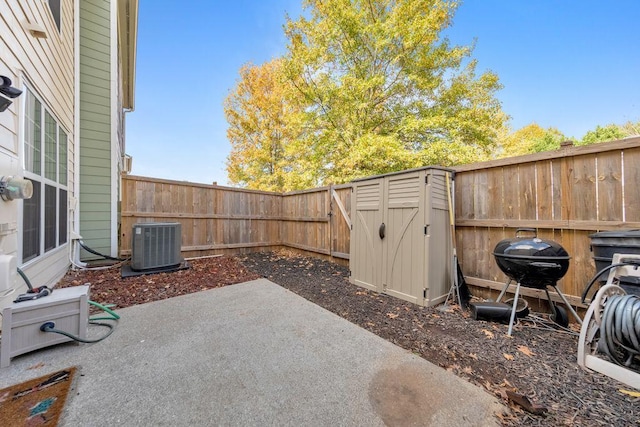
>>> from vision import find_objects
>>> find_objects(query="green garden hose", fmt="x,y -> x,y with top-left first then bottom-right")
40,299 -> 120,343
88,300 -> 121,321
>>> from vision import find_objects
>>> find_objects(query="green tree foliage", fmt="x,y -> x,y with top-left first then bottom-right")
282,0 -> 507,184
620,120 -> 640,137
225,59 -> 315,191
498,123 -> 566,158
579,121 -> 639,146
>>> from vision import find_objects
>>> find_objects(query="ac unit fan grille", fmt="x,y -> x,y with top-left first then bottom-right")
132,223 -> 182,271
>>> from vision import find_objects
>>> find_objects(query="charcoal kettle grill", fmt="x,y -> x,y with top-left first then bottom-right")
493,228 -> 583,335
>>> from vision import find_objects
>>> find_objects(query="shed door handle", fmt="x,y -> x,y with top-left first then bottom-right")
379,223 -> 386,239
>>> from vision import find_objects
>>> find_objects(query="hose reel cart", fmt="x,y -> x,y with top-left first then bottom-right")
578,253 -> 640,389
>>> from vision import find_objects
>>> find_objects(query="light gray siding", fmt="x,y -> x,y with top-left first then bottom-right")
79,0 -> 112,260
0,0 -> 75,317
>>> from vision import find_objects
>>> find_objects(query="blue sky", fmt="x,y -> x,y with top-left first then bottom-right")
126,0 -> 640,186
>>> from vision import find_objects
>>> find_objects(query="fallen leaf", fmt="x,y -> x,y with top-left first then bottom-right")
500,379 -> 513,388
496,412 -> 509,421
462,366 -> 473,374
495,387 -> 509,401
482,329 -> 495,339
503,353 -> 514,361
386,312 -> 399,319
517,345 -> 535,357
506,391 -> 548,415
619,389 -> 640,397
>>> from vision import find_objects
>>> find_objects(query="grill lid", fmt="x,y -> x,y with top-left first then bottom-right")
492,228 -> 570,288
493,229 -> 569,260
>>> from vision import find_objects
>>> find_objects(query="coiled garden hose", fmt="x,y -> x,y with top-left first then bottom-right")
40,299 -> 120,343
599,294 -> 640,368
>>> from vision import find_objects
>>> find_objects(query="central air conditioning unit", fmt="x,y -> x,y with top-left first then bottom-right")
131,222 -> 182,271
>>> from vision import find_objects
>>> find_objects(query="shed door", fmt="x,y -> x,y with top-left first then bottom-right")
350,180 -> 384,291
383,172 -> 425,304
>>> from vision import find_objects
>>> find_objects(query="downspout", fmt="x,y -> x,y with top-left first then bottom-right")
72,0 -> 86,267
110,0 -> 118,258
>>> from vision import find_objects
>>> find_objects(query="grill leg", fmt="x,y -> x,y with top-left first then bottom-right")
544,287 -> 557,318
551,285 -> 583,325
496,279 -> 511,303
507,282 -> 521,336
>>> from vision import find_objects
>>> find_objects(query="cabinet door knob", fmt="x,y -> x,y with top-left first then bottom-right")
379,223 -> 386,239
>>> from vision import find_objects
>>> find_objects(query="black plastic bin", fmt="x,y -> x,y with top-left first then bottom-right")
619,276 -> 640,296
589,229 -> 640,272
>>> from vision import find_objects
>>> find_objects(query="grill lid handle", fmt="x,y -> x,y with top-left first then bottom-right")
529,261 -> 562,269
515,228 -> 537,238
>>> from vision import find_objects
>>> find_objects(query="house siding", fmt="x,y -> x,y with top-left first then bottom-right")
0,0 -> 75,315
79,0 -> 112,259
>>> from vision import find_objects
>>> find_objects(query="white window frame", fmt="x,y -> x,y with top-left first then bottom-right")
47,0 -> 62,33
20,87 -> 69,265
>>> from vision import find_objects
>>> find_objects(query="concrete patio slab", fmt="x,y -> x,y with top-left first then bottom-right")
0,279 -> 505,426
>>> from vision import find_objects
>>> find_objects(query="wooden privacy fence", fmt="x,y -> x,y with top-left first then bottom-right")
452,137 -> 640,307
121,137 -> 640,307
120,176 -> 352,263
280,184 -> 352,260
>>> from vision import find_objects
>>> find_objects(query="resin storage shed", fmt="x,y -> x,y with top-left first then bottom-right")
349,167 -> 453,306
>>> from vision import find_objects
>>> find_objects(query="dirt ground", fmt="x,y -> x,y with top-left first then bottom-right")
57,251 -> 638,426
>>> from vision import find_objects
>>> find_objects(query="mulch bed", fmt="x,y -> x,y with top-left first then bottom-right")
57,256 -> 260,309
239,251 -> 639,426
55,251 -> 638,426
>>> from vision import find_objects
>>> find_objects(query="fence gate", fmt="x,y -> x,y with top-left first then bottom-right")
329,185 -> 352,261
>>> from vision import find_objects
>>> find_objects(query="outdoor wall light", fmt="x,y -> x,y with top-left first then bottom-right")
0,76 -> 23,99
0,76 -> 22,113
0,176 -> 33,201
0,97 -> 11,113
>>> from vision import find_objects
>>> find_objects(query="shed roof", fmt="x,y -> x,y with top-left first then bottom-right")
351,165 -> 455,183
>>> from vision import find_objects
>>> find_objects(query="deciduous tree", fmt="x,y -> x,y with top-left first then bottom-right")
498,123 -> 565,157
579,121 -> 639,145
225,59 -> 313,191
283,0 -> 507,184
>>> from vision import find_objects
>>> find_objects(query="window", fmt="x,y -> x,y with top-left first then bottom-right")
22,88 -> 68,263
48,0 -> 61,32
